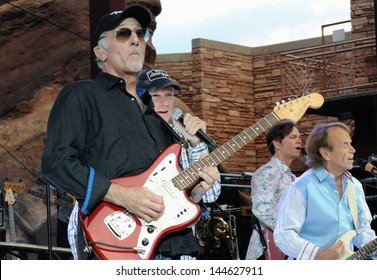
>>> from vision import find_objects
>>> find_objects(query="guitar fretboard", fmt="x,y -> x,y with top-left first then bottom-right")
26,188 -> 46,200
346,238 -> 377,260
172,112 -> 280,190
7,202 -> 17,243
23,188 -> 73,209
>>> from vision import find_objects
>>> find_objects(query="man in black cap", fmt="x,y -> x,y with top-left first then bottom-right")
42,5 -> 219,260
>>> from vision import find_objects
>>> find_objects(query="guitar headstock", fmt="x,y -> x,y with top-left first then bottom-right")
273,93 -> 324,122
4,188 -> 16,205
4,180 -> 27,194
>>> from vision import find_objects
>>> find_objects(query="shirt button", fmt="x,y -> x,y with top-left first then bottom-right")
131,98 -> 135,101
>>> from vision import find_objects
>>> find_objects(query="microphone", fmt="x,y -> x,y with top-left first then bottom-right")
172,108 -> 217,150
359,160 -> 377,176
368,155 -> 377,163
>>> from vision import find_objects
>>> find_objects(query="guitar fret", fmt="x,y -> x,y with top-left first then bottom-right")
232,140 -> 241,149
235,134 -> 247,145
254,123 -> 264,134
211,151 -> 223,164
227,142 -> 238,151
28,189 -> 45,199
346,238 -> 377,260
180,173 -> 194,186
186,168 -> 197,181
248,127 -> 257,139
172,176 -> 185,191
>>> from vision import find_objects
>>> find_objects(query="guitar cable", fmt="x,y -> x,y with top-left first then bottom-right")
87,241 -> 145,253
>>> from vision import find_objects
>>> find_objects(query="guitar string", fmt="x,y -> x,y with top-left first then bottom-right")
173,111 -> 280,191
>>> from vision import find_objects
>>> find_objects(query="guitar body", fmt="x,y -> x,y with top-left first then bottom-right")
263,227 -> 286,260
338,230 -> 357,259
80,143 -> 201,260
337,230 -> 377,260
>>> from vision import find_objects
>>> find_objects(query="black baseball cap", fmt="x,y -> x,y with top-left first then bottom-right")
136,68 -> 182,98
93,5 -> 151,45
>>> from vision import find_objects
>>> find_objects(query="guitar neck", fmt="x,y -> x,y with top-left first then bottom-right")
26,188 -> 74,209
7,204 -> 17,243
56,198 -> 75,209
5,181 -> 74,210
173,112 -> 280,190
346,238 -> 377,260
26,188 -> 46,200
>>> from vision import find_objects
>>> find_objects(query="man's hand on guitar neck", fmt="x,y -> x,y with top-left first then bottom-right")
104,183 -> 165,223
315,240 -> 346,260
190,154 -> 220,203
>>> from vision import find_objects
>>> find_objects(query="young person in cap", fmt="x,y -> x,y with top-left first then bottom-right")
274,122 -> 376,260
41,5 -> 219,260
136,68 -> 221,259
245,120 -> 302,260
137,68 -> 221,204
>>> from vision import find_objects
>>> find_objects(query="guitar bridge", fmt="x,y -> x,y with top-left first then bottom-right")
104,211 -> 136,240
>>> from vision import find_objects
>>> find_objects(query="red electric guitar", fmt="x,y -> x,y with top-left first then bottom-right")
80,93 -> 324,260
242,206 -> 286,260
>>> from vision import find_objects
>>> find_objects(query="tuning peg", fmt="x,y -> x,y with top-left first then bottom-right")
275,102 -> 280,106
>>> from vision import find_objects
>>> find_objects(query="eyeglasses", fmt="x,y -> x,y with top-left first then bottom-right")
100,27 -> 151,43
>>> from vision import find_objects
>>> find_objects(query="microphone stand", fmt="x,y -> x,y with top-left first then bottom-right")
45,183 -> 53,260
45,183 -> 61,260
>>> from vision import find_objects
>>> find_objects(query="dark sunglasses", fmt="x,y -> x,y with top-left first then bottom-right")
100,27 -> 151,43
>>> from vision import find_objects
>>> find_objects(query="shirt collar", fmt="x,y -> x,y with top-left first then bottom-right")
313,166 -> 353,183
271,156 -> 292,173
96,72 -> 125,90
96,72 -> 155,115
313,166 -> 329,182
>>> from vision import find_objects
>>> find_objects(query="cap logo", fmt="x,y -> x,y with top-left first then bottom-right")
109,11 -> 123,16
146,69 -> 172,82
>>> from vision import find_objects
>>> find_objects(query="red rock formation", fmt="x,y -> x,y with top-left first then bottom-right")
1,0 -> 91,250
0,0 -> 161,252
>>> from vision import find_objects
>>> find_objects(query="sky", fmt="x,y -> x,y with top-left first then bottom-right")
152,0 -> 352,54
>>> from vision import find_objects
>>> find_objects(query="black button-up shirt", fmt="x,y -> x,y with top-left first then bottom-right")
42,72 -> 174,213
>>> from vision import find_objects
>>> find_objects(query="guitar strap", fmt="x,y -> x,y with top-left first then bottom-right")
252,215 -> 267,252
345,173 -> 358,232
154,111 -> 189,149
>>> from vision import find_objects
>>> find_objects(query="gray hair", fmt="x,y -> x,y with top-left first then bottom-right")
305,122 -> 350,168
96,32 -> 108,70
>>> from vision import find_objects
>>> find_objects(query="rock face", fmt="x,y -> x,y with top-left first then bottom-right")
0,0 -> 162,253
1,0 -> 90,117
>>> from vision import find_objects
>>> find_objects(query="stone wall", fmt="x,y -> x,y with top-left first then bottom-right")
352,0 -> 375,39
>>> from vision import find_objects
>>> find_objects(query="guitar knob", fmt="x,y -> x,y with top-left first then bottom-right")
147,226 -> 155,234
142,238 -> 149,246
